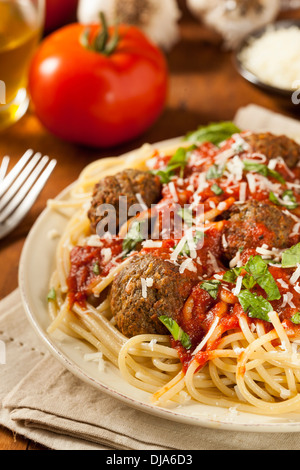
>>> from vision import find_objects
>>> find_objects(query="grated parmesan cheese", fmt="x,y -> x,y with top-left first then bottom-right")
290,264 -> 300,285
281,292 -> 296,309
239,26 -> 300,91
101,247 -> 112,264
239,182 -> 247,203
136,193 -> 148,210
143,240 -> 163,248
141,277 -> 154,298
277,279 -> 289,289
168,181 -> 179,202
232,276 -> 243,296
294,283 -> 300,294
179,258 -> 197,274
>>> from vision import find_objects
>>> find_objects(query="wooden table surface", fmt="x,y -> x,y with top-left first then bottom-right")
1,1 -> 300,450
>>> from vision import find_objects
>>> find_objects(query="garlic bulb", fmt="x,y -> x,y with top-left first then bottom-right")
187,0 -> 281,49
77,0 -> 181,51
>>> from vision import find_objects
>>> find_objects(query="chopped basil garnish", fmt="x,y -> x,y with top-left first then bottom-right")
177,208 -> 193,227
241,273 -> 257,290
152,147 -> 191,183
222,269 -> 239,284
281,243 -> 300,268
238,290 -> 273,323
92,262 -> 100,275
245,256 -> 281,301
185,122 -> 241,146
269,190 -> 298,210
243,160 -> 286,184
199,280 -> 221,300
206,164 -> 225,180
223,268 -> 256,290
223,255 -> 280,301
47,288 -> 56,302
291,312 -> 300,325
211,183 -> 223,195
159,316 -> 192,350
122,221 -> 145,256
175,231 -> 204,257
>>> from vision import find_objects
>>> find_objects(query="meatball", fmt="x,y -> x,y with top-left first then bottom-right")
222,200 -> 294,261
243,132 -> 300,168
110,254 -> 198,337
88,169 -> 161,233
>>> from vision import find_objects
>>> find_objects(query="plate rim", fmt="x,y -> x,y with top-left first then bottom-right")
18,137 -> 300,433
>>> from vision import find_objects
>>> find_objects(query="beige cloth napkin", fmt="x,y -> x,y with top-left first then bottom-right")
1,104 -> 300,450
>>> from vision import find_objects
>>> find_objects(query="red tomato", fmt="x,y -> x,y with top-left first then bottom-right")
45,0 -> 79,33
28,21 -> 169,148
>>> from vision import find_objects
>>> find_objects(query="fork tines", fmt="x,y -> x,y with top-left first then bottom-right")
0,150 -> 57,238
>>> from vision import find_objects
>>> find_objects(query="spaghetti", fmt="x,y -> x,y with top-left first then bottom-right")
47,125 -> 300,415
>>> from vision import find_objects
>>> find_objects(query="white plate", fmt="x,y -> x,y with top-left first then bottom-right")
19,138 -> 300,433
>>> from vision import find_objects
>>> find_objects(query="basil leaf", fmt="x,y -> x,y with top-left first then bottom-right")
152,170 -> 172,185
222,270 -> 239,284
200,280 -> 221,300
185,122 -> 241,146
178,208 -> 193,227
242,273 -> 257,290
223,267 -> 256,290
168,147 -> 188,168
92,262 -> 100,275
152,147 -> 190,183
238,290 -> 273,323
245,256 -> 281,301
47,288 -> 56,302
243,161 -> 286,184
269,190 -> 298,210
159,316 -> 192,350
206,164 -> 225,180
282,190 -> 298,209
122,221 -> 145,256
175,231 -> 204,257
223,255 -> 280,299
281,243 -> 300,268
268,168 -> 286,185
269,191 -> 280,206
291,312 -> 300,325
211,183 -> 223,195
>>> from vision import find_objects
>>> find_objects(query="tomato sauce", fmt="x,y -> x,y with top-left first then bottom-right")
67,238 -> 123,306
69,131 -> 300,373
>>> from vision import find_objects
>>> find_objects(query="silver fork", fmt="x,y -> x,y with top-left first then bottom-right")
0,150 -> 57,240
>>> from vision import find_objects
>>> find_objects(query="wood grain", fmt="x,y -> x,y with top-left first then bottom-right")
0,1 -> 300,450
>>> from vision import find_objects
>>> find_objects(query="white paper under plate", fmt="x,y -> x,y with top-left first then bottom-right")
19,122 -> 300,433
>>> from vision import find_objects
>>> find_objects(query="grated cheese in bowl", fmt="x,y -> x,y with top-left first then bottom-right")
238,25 -> 300,91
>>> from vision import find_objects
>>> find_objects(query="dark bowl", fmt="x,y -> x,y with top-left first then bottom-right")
234,20 -> 300,105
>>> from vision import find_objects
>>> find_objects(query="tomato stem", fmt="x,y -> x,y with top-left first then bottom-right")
80,12 -> 119,56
